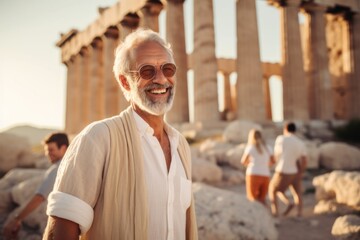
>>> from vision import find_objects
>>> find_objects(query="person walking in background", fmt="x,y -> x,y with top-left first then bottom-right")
241,129 -> 275,206
42,29 -> 198,240
269,122 -> 307,217
3,132 -> 69,240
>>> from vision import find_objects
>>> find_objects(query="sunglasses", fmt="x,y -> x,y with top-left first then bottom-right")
129,63 -> 177,80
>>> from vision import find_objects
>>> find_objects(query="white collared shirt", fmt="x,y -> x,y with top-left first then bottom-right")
133,112 -> 191,240
47,110 -> 192,240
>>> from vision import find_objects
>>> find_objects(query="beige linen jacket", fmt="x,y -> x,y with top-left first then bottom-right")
80,107 -> 198,240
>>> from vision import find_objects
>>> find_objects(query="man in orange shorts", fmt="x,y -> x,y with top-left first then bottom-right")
269,122 -> 307,217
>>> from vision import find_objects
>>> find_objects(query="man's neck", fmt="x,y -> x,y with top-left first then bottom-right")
132,104 -> 165,138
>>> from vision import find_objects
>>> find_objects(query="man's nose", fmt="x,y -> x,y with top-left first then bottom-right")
152,69 -> 168,84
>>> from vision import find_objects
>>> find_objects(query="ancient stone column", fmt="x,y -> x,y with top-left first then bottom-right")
89,37 -> 105,122
274,0 -> 309,120
351,12 -> 360,118
236,0 -> 266,121
193,0 -> 219,122
64,58 -> 76,134
139,1 -> 163,32
326,14 -> 345,119
263,76 -> 273,120
303,4 -> 333,120
79,47 -> 91,129
165,0 -> 189,124
117,13 -> 140,112
340,14 -> 352,119
222,71 -> 233,113
119,13 -> 140,41
72,54 -> 82,133
103,26 -> 120,117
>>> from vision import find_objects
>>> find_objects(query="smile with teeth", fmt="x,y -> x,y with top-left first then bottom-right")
148,88 -> 168,94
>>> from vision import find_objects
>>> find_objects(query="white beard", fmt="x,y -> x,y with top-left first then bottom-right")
129,81 -> 175,116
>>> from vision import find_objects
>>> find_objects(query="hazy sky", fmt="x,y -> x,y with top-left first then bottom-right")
0,0 -> 281,131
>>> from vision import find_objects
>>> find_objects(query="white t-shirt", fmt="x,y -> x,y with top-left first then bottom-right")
243,144 -> 273,177
36,160 -> 61,199
274,134 -> 307,174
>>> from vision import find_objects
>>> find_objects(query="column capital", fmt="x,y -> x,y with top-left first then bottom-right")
141,1 -> 164,17
167,0 -> 185,4
302,3 -> 328,13
79,46 -> 90,57
91,37 -> 103,49
267,0 -> 301,8
104,26 -> 119,39
120,12 -> 140,29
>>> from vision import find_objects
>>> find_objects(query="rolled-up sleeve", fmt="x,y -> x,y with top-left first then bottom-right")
47,191 -> 94,234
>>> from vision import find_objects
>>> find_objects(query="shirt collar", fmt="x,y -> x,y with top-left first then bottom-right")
131,109 -> 179,147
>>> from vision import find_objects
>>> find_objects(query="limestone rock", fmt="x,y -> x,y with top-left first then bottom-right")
319,142 -> 360,170
0,168 -> 45,191
12,175 -> 44,205
307,120 -> 334,140
223,120 -> 262,144
0,133 -> 38,172
0,189 -> 12,214
194,183 -> 278,240
199,139 -> 235,164
305,140 -> 321,169
313,171 -> 360,209
314,200 -> 356,215
331,214 -> 360,240
224,144 -> 246,170
221,166 -> 245,185
192,157 -> 222,183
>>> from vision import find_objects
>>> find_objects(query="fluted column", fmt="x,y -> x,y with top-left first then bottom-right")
263,76 -> 273,120
303,4 -> 333,120
65,58 -> 75,134
118,13 -> 140,113
72,54 -> 82,133
89,37 -> 105,122
193,0 -> 219,122
79,47 -> 91,129
236,0 -> 266,121
351,12 -> 360,118
103,26 -> 120,117
139,1 -> 163,32
341,14 -> 352,119
165,0 -> 189,123
119,13 -> 140,41
275,0 -> 309,120
222,72 -> 233,113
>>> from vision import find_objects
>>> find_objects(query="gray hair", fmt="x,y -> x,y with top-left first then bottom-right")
112,28 -> 174,101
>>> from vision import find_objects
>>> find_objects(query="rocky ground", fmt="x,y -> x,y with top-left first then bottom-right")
276,193 -> 339,240
222,175 -> 340,240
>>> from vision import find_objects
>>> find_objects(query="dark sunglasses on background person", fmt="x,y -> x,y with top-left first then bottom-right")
129,63 -> 177,80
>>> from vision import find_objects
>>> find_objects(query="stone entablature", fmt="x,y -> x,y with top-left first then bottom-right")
313,0 -> 359,11
56,1 -> 156,63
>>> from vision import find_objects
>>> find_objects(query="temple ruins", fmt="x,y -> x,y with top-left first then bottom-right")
56,0 -> 360,134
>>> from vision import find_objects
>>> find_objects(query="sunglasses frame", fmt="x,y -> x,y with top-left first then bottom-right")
128,63 -> 177,80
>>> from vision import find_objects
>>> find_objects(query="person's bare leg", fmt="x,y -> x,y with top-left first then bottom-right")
268,187 -> 279,217
290,184 -> 302,217
277,191 -> 294,216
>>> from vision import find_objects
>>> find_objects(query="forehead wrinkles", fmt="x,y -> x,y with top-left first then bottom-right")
131,41 -> 172,68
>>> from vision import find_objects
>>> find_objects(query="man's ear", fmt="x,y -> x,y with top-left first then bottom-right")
120,75 -> 130,91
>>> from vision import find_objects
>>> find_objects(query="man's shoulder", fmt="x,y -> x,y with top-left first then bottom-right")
76,116 -> 122,140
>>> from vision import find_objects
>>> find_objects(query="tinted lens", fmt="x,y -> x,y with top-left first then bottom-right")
161,63 -> 176,78
139,65 -> 156,80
